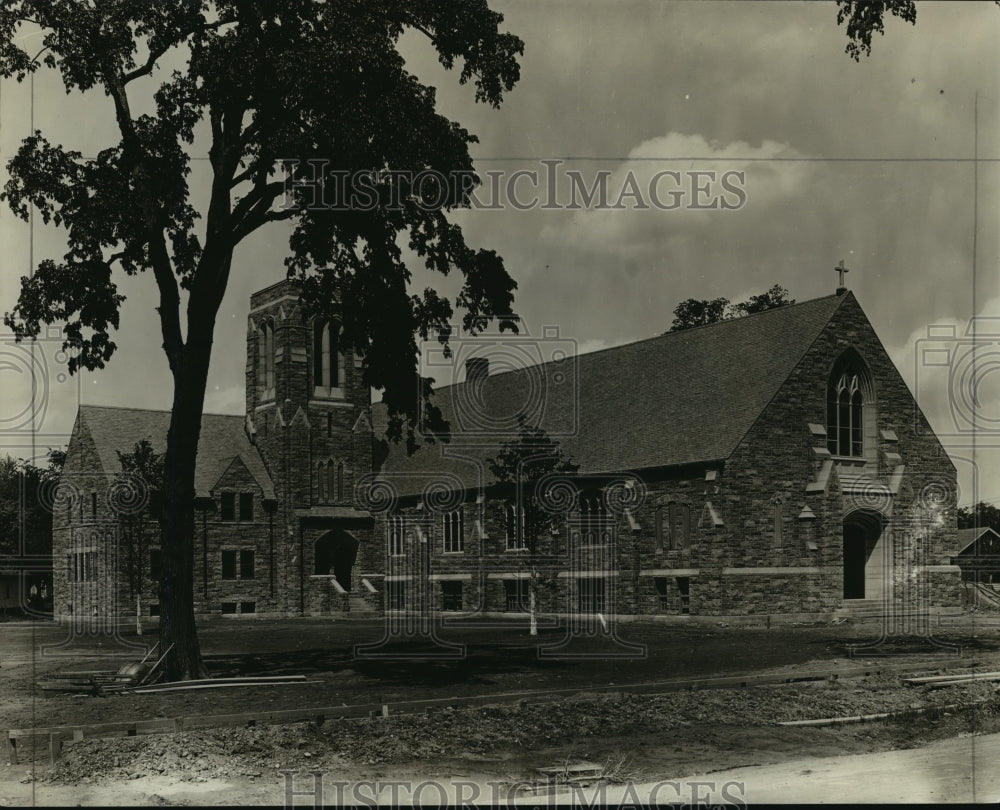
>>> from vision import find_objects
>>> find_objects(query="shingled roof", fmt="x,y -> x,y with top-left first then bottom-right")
75,405 -> 275,499
956,526 -> 1000,555
376,293 -> 851,492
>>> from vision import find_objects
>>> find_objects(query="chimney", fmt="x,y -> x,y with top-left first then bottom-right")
465,357 -> 489,384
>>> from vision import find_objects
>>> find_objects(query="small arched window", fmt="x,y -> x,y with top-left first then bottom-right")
257,320 -> 275,399
313,318 -> 344,396
317,461 -> 328,503
826,351 -> 872,457
336,461 -> 345,502
326,462 -> 336,503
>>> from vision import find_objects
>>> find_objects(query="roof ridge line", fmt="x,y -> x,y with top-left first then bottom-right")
423,292 -> 847,396
79,403 -> 241,418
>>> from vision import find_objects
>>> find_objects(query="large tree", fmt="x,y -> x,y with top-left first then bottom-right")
1,2 -> 522,679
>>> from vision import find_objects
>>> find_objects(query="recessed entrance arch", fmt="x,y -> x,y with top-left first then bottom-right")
315,529 -> 359,592
843,509 -> 885,599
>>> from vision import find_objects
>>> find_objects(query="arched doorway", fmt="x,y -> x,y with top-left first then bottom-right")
315,529 -> 359,591
843,510 -> 884,599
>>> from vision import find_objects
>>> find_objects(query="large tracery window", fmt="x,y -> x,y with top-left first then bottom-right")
826,352 -> 872,458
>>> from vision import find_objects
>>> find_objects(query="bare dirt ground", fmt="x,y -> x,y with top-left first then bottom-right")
3,614 -> 1000,805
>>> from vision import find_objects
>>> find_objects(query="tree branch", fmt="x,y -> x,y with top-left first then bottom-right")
101,64 -> 184,375
230,179 -> 285,242
122,18 -> 235,84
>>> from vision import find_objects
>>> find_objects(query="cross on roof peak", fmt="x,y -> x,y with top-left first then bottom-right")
835,259 -> 850,294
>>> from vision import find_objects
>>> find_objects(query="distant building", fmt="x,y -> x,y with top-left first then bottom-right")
953,526 -> 1000,583
52,278 -> 962,623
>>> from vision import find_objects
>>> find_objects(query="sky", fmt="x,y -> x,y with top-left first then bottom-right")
0,0 -> 998,505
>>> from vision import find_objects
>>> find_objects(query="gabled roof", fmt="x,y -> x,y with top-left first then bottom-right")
75,405 -> 276,500
956,526 -> 1000,555
375,293 -> 850,492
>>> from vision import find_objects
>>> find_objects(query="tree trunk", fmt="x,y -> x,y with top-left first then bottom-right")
156,314 -> 218,681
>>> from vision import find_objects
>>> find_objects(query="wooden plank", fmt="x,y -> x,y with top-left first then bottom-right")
904,671 -> 1000,685
133,674 -> 307,691
132,679 -> 321,694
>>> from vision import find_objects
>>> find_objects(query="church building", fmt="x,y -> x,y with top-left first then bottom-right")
51,276 -> 963,624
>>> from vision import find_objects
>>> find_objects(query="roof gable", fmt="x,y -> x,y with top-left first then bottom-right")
76,405 -> 275,499
956,526 -> 1000,555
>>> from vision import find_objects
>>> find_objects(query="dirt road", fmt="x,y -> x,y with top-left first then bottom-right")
4,731 -> 999,805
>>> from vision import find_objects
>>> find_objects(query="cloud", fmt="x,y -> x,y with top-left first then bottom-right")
886,294 -> 1000,507
538,132 -> 815,257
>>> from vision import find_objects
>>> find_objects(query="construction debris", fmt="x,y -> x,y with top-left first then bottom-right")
36,643 -> 172,696
903,670 -> 1000,688
132,675 -> 311,694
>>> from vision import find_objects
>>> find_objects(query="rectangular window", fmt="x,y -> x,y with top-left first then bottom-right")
91,492 -> 98,518
654,506 -> 664,552
221,550 -> 237,580
149,603 -> 160,617
240,601 -> 256,614
149,548 -> 162,581
676,576 -> 690,614
221,602 -> 238,615
220,492 -> 235,522
387,580 -> 406,610
653,576 -> 670,610
388,516 -> 404,556
240,549 -> 255,580
443,509 -> 464,553
577,577 -> 606,614
441,581 -> 463,611
505,504 -> 525,550
239,492 -> 254,522
504,579 -> 527,612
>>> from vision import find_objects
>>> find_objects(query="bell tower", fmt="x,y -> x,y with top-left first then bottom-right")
246,278 -> 372,511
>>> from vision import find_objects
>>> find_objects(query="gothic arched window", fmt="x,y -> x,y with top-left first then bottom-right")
826,351 -> 873,458
580,492 -> 608,545
313,318 -> 344,396
257,320 -> 275,399
317,461 -> 328,503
